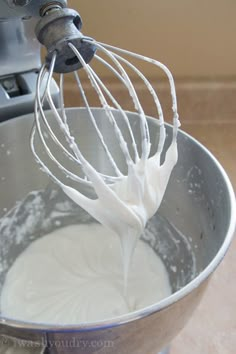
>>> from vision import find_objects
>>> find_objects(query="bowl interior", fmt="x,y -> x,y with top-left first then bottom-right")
0,108 -> 233,324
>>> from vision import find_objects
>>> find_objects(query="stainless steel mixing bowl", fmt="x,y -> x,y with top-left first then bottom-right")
0,108 -> 235,354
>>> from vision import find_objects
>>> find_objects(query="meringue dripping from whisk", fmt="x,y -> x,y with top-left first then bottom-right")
31,21 -> 180,290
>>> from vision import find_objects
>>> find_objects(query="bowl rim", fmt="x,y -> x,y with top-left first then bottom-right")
0,107 -> 235,332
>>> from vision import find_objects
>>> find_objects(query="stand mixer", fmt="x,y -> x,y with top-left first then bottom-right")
0,1 -> 235,354
0,0 -> 64,120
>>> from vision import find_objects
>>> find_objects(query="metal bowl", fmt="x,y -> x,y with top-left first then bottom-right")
0,108 -> 235,354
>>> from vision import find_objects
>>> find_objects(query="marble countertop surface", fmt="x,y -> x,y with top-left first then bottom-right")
170,121 -> 236,354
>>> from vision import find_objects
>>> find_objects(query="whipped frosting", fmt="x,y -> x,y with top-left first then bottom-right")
1,223 -> 171,324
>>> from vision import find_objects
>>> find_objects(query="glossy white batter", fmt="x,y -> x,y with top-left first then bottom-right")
1,223 -> 171,324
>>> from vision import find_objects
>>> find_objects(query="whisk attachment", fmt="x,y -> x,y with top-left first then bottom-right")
31,35 -> 180,240
35,7 -> 96,73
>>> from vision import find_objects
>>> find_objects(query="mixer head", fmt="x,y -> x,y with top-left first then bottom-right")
0,0 -> 68,120
1,0 -> 97,74
0,0 -> 95,119
35,5 -> 97,73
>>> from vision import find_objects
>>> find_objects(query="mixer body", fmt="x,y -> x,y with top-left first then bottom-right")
0,0 -> 67,120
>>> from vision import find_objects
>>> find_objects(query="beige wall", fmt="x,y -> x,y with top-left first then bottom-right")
68,0 -> 236,79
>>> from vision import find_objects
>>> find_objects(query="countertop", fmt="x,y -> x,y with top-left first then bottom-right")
170,121 -> 236,354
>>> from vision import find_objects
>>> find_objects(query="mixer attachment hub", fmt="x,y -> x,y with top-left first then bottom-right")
35,8 -> 96,73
